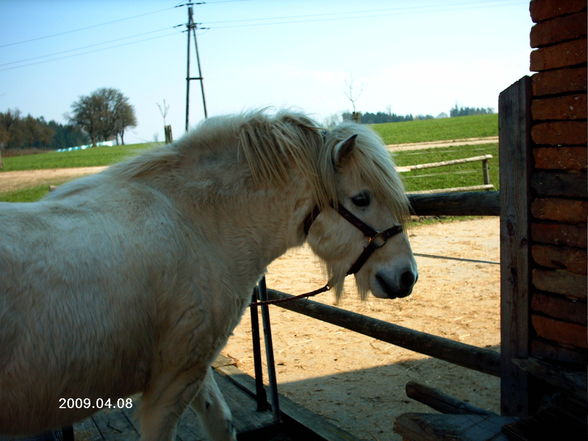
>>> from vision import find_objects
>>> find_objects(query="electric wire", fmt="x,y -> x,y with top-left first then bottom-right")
0,6 -> 176,48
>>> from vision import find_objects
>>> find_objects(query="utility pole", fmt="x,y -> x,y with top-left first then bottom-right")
181,2 -> 208,132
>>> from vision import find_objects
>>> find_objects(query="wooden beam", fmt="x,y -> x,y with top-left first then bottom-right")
405,381 -> 495,415
408,184 -> 495,195
408,190 -> 499,215
397,155 -> 494,172
512,358 -> 587,400
266,289 -> 501,377
215,362 -> 359,441
499,76 -> 532,417
394,413 -> 516,441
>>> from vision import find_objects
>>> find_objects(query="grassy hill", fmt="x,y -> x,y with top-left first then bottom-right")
372,114 -> 498,144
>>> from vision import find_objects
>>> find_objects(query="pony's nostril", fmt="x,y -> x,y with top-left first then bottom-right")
400,270 -> 416,289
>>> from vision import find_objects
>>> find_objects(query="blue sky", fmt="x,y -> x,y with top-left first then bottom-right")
0,0 -> 532,144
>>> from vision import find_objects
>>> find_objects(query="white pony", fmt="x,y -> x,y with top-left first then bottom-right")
0,111 -> 417,441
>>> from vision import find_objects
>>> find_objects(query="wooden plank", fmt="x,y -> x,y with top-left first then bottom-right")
72,418 -> 103,441
530,338 -> 588,365
91,408 -> 139,441
215,363 -> 359,441
213,371 -> 275,434
393,413 -> 516,441
405,381 -> 495,416
408,191 -> 499,216
266,289 -> 501,377
408,184 -> 495,195
397,155 -> 493,172
511,358 -> 587,400
499,76 -> 532,417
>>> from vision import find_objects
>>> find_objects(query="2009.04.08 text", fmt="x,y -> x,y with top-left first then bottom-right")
58,397 -> 133,409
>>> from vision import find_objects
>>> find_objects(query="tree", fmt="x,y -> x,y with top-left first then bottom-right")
70,88 -> 136,146
344,76 -> 363,123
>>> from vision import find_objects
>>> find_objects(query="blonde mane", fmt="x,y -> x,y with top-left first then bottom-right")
109,110 -> 409,222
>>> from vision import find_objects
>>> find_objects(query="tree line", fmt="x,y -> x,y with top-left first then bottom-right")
0,110 -> 88,150
342,106 -> 495,124
449,105 -> 494,117
0,87 -> 136,151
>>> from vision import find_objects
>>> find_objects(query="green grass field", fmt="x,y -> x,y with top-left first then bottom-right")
0,114 -> 499,202
1,142 -> 160,172
372,113 -> 498,144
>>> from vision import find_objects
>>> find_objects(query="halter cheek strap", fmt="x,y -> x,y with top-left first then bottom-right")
303,202 -> 403,275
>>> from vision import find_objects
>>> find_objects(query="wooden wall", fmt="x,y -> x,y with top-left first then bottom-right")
528,0 -> 587,366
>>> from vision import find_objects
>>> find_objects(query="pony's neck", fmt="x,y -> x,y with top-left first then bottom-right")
179,170 -> 316,288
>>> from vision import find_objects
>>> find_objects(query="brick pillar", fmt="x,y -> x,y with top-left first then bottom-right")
528,0 -> 587,366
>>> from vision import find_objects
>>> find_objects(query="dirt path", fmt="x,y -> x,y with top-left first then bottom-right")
223,217 -> 500,441
388,136 -> 498,152
0,166 -> 108,194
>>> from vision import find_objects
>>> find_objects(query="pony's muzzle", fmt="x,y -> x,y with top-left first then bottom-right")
375,269 -> 418,299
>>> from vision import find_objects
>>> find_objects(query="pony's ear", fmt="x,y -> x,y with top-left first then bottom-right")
332,134 -> 357,168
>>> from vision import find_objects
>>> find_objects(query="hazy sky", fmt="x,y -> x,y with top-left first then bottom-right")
0,0 -> 532,144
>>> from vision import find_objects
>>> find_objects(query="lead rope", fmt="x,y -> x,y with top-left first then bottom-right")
250,282 -> 331,307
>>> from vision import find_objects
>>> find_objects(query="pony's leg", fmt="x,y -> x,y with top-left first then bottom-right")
191,367 -> 237,441
138,372 -> 203,441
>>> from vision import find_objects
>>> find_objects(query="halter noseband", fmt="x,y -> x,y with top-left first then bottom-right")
303,203 -> 403,275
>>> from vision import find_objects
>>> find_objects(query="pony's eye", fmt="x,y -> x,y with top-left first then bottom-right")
351,191 -> 371,207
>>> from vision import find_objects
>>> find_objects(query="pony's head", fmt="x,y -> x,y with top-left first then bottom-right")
306,122 -> 418,300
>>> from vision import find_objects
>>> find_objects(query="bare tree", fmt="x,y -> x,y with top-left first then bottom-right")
156,99 -> 169,126
344,76 -> 363,122
157,99 -> 173,143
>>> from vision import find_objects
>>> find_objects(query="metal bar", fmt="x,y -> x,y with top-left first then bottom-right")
266,289 -> 501,377
249,288 -> 269,411
258,278 -> 281,422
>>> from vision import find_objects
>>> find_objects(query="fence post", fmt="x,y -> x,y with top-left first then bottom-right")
482,158 -> 490,186
499,76 -> 532,417
164,125 -> 173,144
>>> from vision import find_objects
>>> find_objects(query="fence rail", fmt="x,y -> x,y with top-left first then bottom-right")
399,154 -> 494,194
266,289 -> 501,377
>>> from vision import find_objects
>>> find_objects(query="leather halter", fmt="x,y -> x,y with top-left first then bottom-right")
251,203 -> 403,307
303,202 -> 403,275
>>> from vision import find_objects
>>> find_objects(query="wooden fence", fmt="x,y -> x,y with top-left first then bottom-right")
399,154 -> 494,194
266,190 -> 501,376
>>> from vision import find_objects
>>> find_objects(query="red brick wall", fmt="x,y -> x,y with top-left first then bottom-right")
529,0 -> 587,364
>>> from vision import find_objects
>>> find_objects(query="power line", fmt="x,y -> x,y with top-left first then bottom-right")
0,6 -> 175,49
0,27 -> 177,69
0,31 -> 181,73
203,0 -> 519,29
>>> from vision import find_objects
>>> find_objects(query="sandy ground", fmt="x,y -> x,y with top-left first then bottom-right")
1,165 -> 501,441
0,166 -> 107,193
222,218 -> 501,441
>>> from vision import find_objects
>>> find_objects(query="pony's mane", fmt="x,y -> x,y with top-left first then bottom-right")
110,110 -> 409,222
